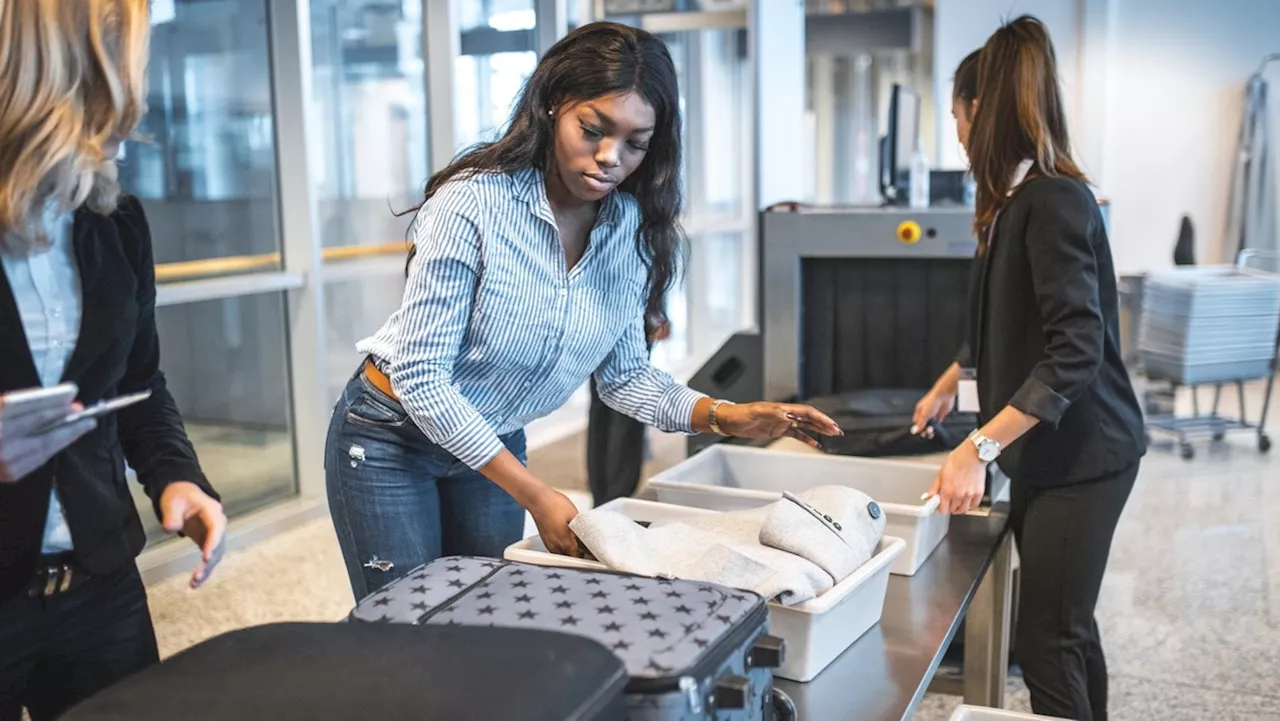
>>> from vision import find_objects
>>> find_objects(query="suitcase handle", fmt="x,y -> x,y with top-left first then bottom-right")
747,635 -> 786,669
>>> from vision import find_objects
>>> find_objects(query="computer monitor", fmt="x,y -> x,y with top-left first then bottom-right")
879,83 -> 921,205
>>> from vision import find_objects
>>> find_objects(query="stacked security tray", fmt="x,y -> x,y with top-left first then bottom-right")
647,445 -> 948,577
1138,267 -> 1280,384
505,498 -> 905,683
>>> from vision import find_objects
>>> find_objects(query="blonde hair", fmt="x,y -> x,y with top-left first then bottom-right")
0,0 -> 150,253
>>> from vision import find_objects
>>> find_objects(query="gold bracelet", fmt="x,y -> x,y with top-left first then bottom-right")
708,399 -> 733,436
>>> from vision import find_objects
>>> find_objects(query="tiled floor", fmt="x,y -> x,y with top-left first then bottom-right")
142,381 -> 1280,720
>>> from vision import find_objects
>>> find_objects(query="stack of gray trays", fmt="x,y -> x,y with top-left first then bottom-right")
1138,266 -> 1280,385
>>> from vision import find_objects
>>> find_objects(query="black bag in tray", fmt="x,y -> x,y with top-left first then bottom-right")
807,388 -> 978,457
350,556 -> 790,721
63,622 -> 628,721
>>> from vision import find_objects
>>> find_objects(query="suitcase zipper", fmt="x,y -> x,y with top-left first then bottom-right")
415,562 -> 510,624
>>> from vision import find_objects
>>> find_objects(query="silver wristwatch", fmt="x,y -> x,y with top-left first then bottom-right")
968,429 -> 1002,463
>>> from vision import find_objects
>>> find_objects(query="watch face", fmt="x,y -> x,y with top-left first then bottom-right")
977,440 -> 1000,462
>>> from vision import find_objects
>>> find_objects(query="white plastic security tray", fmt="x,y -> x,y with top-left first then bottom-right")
763,437 -> 1013,512
949,705 -> 1068,720
647,445 -> 948,576
504,498 -> 906,683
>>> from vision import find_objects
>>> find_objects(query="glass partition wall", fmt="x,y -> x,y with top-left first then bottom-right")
121,0 -> 296,544
131,0 -> 759,572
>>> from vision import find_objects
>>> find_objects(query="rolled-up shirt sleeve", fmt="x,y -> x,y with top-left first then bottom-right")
388,183 -> 506,469
594,313 -> 706,434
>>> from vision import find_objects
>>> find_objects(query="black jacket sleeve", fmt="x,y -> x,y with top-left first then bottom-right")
112,197 -> 220,518
954,253 -> 981,369
1008,182 -> 1106,427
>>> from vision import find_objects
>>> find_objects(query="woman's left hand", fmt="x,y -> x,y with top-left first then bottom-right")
717,402 -> 844,448
159,481 -> 228,589
927,444 -> 987,515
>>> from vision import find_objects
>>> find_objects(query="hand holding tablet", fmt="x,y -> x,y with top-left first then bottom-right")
0,384 -> 153,482
0,383 -> 91,482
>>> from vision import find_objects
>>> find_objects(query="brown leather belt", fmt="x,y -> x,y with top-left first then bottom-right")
362,358 -> 399,401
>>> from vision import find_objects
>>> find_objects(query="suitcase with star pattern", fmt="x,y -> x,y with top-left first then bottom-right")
350,556 -> 791,721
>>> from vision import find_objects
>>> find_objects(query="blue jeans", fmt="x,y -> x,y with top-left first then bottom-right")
325,372 -> 526,602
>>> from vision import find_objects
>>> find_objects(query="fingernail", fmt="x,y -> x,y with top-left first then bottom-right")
910,424 -> 919,435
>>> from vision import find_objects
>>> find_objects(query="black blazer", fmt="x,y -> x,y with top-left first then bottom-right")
0,196 -> 218,602
957,175 -> 1146,488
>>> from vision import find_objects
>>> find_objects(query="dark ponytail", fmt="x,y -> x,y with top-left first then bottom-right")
969,15 -> 1085,237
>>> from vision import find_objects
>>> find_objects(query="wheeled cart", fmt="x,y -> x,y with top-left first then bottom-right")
1140,253 -> 1280,460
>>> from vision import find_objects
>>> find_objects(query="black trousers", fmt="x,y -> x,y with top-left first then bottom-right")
586,377 -> 648,507
1008,462 -> 1138,721
0,564 -> 159,721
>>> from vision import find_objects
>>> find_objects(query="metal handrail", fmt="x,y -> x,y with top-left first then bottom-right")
154,241 -> 406,283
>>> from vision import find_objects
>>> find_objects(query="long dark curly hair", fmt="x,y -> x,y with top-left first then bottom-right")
407,21 -> 684,325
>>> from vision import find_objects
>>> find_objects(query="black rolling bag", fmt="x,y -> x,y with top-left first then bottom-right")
350,556 -> 792,721
807,388 -> 978,457
63,621 -> 628,721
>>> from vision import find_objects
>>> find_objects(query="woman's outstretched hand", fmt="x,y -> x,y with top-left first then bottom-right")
715,401 -> 844,448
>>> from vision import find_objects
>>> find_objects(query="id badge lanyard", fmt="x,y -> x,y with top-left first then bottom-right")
958,159 -> 1034,415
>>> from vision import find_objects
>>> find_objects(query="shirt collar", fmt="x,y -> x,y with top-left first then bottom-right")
1,200 -> 72,258
515,166 -> 622,227
1007,159 -> 1035,196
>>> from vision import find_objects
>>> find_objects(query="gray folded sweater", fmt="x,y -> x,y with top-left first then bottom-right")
568,486 -> 886,606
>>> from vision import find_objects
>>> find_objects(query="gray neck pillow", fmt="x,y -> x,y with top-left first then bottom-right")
758,486 -> 886,580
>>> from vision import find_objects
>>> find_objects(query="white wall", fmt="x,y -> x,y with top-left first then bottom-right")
933,0 -> 1082,171
933,0 -> 1280,274
1099,0 -> 1280,272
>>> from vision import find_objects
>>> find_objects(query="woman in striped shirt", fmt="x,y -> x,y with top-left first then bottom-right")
326,21 -> 842,600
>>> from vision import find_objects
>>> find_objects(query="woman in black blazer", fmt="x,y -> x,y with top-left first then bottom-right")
0,2 -> 226,719
914,17 -> 1145,721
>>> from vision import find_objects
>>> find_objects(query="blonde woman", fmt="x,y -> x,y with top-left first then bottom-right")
0,2 -> 225,718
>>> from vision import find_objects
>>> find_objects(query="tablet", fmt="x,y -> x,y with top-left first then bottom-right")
0,383 -> 79,419
36,390 -> 153,434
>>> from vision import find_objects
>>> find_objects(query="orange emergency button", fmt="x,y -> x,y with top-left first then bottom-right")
897,220 -> 922,244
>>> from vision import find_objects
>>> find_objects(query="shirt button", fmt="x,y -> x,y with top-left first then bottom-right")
49,308 -> 61,318
558,288 -> 567,297
51,339 -> 63,348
